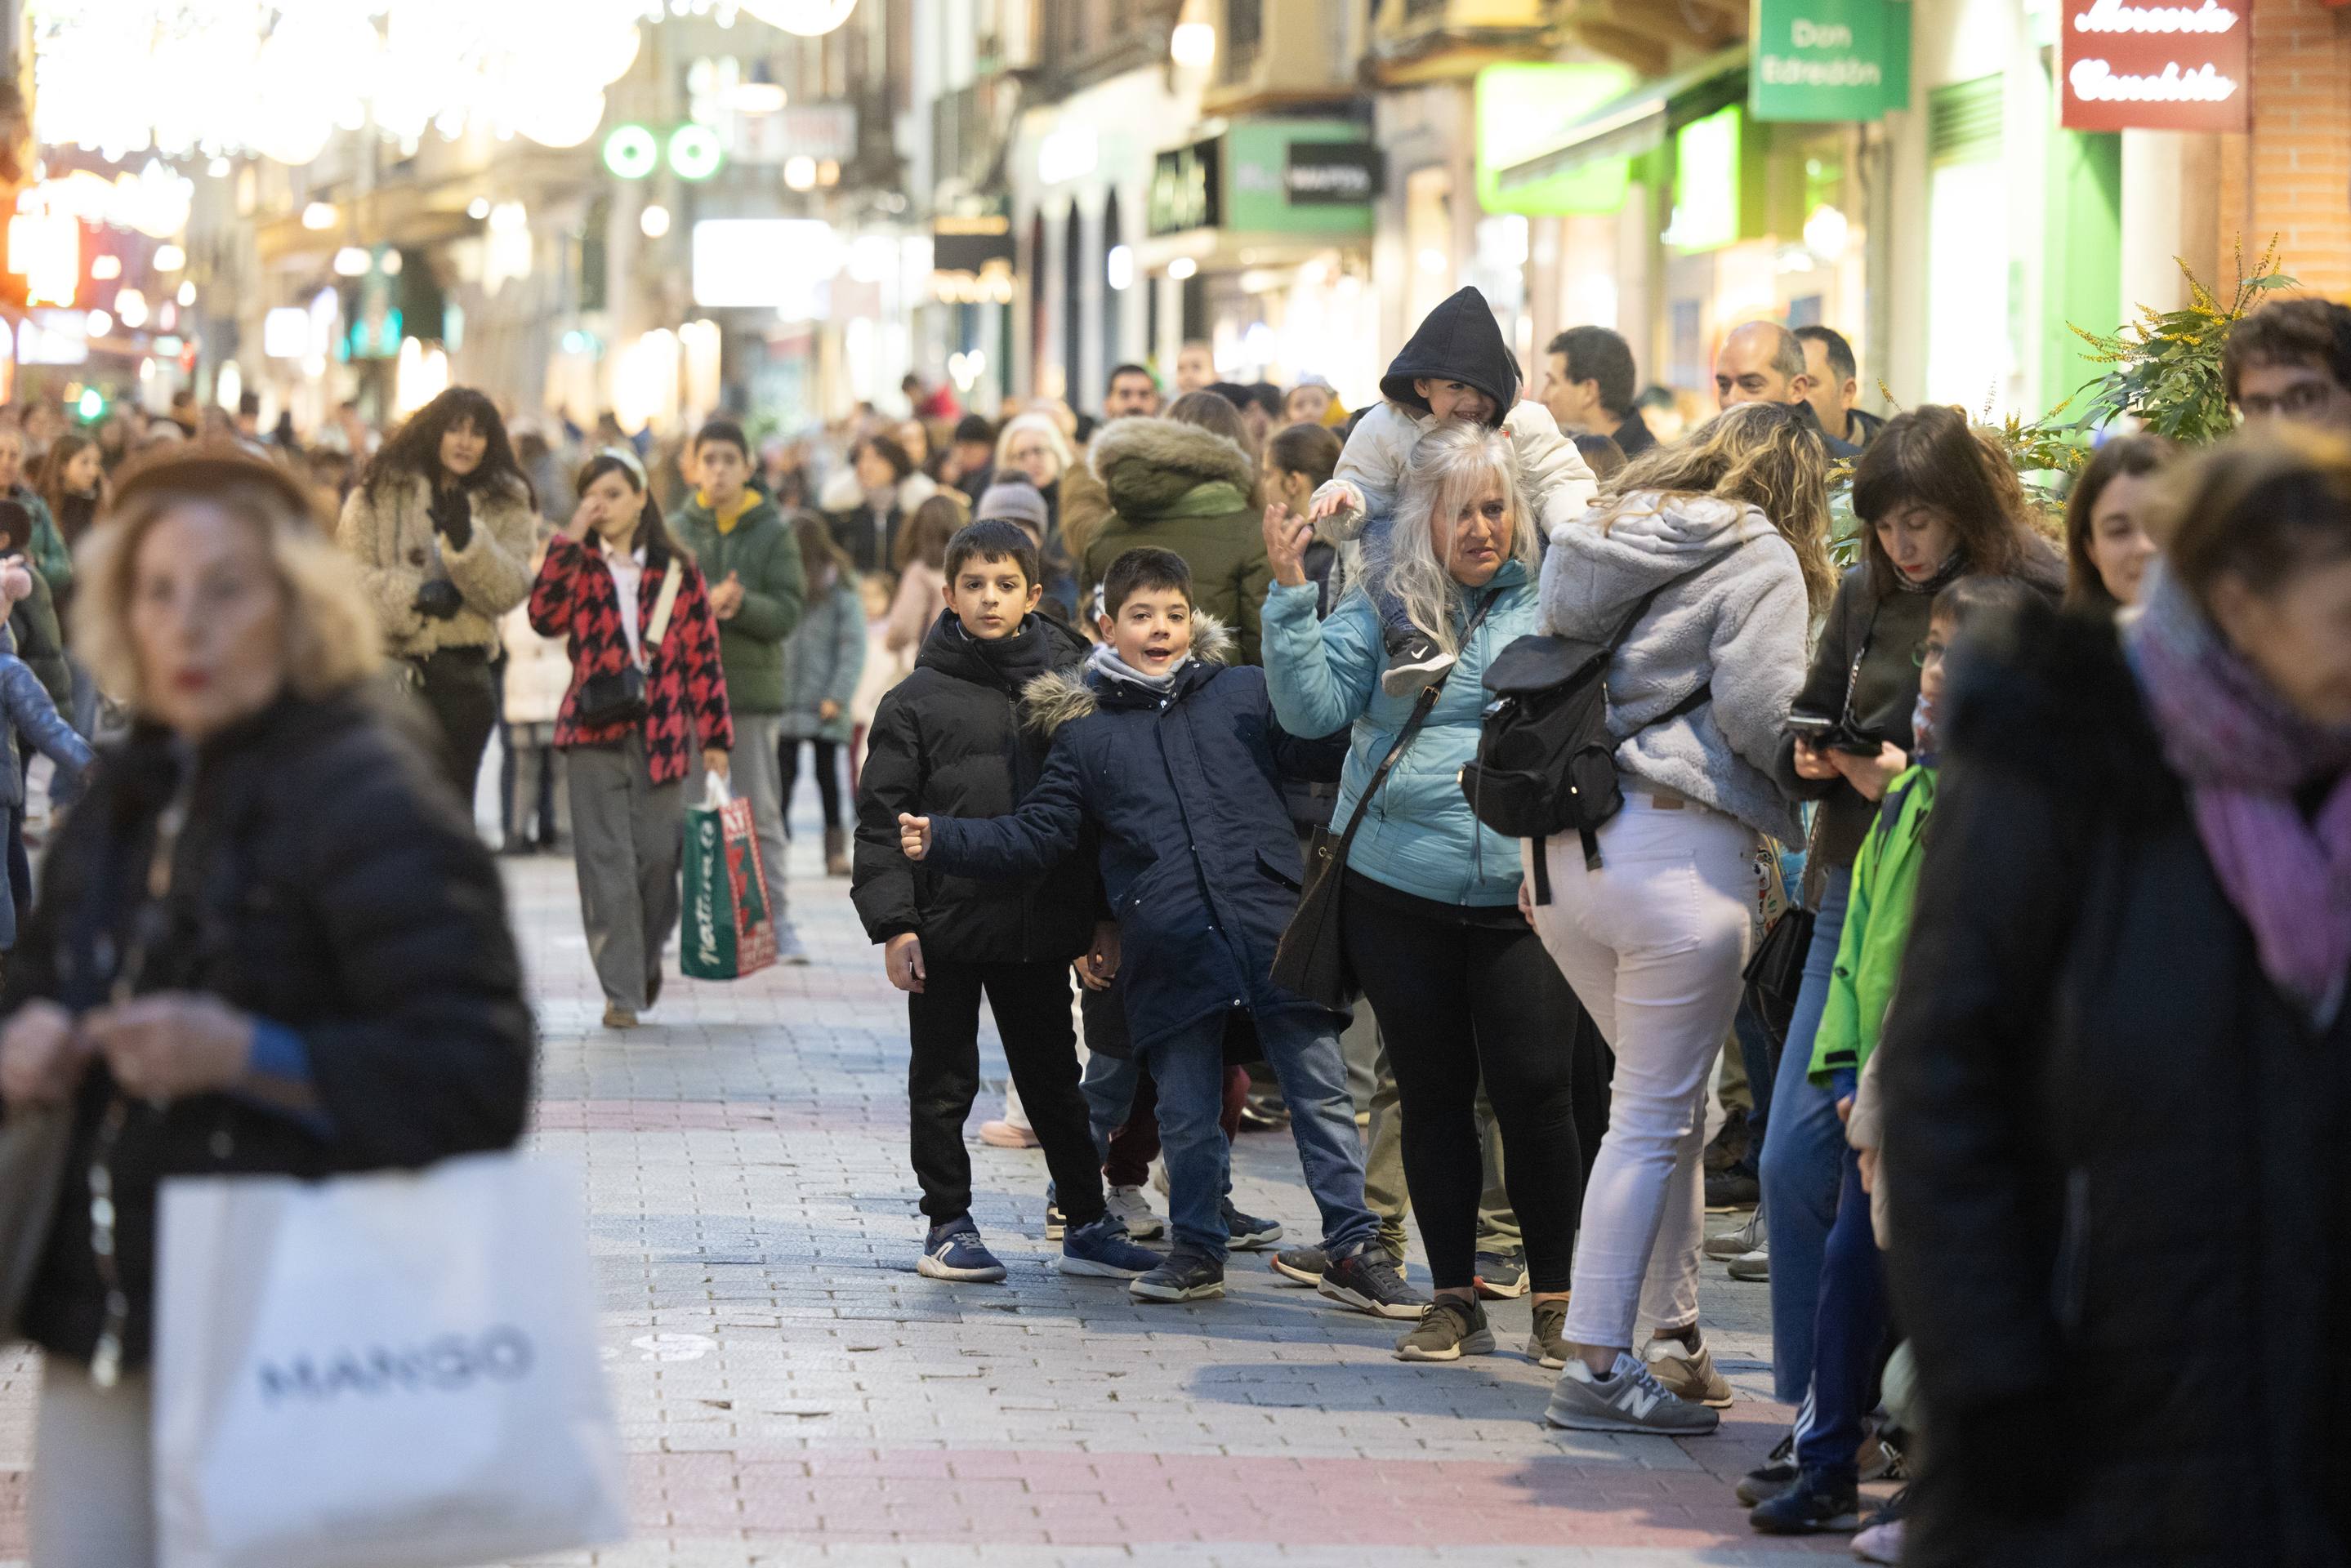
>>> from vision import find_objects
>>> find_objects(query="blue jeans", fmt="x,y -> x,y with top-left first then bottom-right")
1139,1007 -> 1378,1263
1793,1143 -> 1887,1482
1080,1049 -> 1144,1165
1760,864 -> 1851,1403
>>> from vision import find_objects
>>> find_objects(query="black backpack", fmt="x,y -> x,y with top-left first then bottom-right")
1458,568 -> 1708,902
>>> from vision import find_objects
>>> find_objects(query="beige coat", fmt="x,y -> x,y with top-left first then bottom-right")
337,472 -> 537,658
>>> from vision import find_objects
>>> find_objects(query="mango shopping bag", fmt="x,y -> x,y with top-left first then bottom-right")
681,770 -> 777,980
152,1152 -> 629,1568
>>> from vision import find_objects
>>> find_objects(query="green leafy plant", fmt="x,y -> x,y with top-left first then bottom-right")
2068,237 -> 2295,443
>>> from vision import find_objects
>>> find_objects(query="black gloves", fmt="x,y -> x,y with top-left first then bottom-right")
429,490 -> 473,550
413,578 -> 465,621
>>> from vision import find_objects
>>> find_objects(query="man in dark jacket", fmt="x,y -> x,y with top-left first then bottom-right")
1541,325 -> 1658,459
853,520 -> 1161,1287
900,547 -> 1416,1319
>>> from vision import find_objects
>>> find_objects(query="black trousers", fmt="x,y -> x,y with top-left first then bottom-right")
1341,873 -> 1607,1293
777,738 -> 844,831
410,648 -> 498,804
908,958 -> 1104,1230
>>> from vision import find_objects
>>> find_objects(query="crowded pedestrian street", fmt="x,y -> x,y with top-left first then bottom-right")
1,836 -> 1843,1567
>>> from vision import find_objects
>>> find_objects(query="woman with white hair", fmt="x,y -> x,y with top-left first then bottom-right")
1261,421 -> 1604,1369
992,412 -> 1074,530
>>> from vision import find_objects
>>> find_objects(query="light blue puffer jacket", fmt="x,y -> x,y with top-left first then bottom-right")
1261,564 -> 1533,907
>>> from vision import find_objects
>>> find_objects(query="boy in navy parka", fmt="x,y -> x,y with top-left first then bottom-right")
899,548 -> 1418,1314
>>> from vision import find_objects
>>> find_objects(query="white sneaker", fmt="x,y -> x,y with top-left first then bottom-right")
1105,1184 -> 1164,1241
1543,1351 -> 1720,1435
1702,1209 -> 1765,1260
1149,1156 -> 1170,1196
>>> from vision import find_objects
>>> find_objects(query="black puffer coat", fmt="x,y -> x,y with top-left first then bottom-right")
926,621 -> 1345,1056
1,690 -> 534,1369
851,610 -> 1099,964
1883,604 -> 2351,1568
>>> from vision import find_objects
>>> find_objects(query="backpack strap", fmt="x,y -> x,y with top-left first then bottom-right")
642,559 -> 685,663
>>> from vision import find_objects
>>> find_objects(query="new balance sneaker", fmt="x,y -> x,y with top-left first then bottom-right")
1223,1201 -> 1283,1251
1394,1297 -> 1496,1361
1379,630 -> 1458,698
1543,1351 -> 1720,1435
1131,1245 -> 1226,1303
1474,1245 -> 1529,1300
1747,1467 -> 1861,1535
1526,1298 -> 1569,1369
1735,1433 -> 1800,1507
1105,1183 -> 1164,1241
1702,1209 -> 1766,1260
1059,1216 -> 1163,1280
1269,1245 -> 1327,1286
1727,1245 -> 1770,1281
916,1218 -> 1007,1284
1644,1330 -> 1735,1408
1318,1245 -> 1425,1320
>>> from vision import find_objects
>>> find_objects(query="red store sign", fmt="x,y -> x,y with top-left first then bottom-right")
2060,0 -> 2251,132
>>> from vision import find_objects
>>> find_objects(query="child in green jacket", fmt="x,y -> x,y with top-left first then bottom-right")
1751,575 -> 2037,1538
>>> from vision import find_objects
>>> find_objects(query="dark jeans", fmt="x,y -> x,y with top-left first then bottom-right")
908,958 -> 1104,1231
1341,873 -> 1600,1293
777,737 -> 844,832
1732,992 -> 1778,1179
6,802 -> 27,941
1793,1144 -> 1888,1482
1095,1060 -> 1249,1187
409,648 -> 498,805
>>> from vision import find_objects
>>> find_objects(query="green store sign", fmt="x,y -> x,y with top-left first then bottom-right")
1148,119 -> 1379,238
1749,0 -> 1912,122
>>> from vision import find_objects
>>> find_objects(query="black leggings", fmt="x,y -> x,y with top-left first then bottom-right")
777,737 -> 844,831
1341,873 -> 1606,1293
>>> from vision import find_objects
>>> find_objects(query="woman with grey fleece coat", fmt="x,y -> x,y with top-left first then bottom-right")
1526,401 -> 1831,1437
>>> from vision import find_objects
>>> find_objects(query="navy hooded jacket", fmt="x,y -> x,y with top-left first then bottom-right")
925,621 -> 1345,1054
1376,285 -> 1519,425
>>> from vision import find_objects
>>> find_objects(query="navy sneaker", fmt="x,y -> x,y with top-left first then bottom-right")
1474,1245 -> 1529,1299
1130,1244 -> 1226,1303
1318,1244 -> 1426,1320
1269,1245 -> 1327,1286
1748,1467 -> 1861,1535
1059,1216 -> 1162,1279
1223,1200 -> 1283,1251
916,1218 -> 1007,1283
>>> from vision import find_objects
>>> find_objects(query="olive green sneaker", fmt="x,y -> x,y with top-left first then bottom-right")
1393,1297 -> 1495,1362
1527,1297 -> 1570,1369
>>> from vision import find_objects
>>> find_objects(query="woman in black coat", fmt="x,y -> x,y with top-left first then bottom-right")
0,446 -> 532,1568
1883,430 -> 2351,1567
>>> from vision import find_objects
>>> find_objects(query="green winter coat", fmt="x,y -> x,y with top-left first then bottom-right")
667,492 -> 808,715
1081,416 -> 1272,665
1811,763 -> 1936,1088
11,489 -> 73,605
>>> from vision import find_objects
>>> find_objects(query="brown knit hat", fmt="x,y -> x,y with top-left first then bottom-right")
105,439 -> 330,532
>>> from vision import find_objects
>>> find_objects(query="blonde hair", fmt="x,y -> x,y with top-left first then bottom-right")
1601,402 -> 1836,613
73,474 -> 382,710
1382,423 -> 1539,655
993,412 -> 1074,482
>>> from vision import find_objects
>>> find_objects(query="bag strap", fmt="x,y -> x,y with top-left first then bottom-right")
643,559 -> 685,661
1327,593 -> 1497,868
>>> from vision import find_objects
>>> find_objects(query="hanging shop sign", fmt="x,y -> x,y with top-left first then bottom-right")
1149,121 -> 1377,238
1749,0 -> 1912,122
2060,0 -> 2247,131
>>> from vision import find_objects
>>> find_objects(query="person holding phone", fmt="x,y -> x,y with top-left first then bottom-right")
1748,404 -> 2064,1494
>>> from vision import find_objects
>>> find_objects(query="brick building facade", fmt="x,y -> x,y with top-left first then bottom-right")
2216,0 -> 2351,298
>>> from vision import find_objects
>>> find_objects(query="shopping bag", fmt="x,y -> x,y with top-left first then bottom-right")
681,769 -> 777,980
153,1152 -> 629,1568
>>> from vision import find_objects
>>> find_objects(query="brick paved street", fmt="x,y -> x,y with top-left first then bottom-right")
0,825 -> 1834,1568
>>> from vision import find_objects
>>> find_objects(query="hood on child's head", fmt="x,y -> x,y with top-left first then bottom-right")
1378,287 -> 1519,427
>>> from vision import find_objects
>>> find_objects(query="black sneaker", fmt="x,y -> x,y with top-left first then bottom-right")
1130,1244 -> 1226,1303
1223,1200 -> 1283,1251
1380,630 -> 1457,699
1704,1169 -> 1760,1209
1318,1244 -> 1426,1320
1473,1246 -> 1528,1299
1269,1245 -> 1327,1286
1747,1467 -> 1861,1535
1735,1433 -> 1800,1507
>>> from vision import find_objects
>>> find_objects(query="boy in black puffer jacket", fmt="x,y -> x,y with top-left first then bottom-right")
854,520 -> 1161,1287
898,548 -> 1418,1317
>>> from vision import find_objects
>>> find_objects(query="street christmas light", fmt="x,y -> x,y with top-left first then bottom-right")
153,243 -> 186,272
785,156 -> 817,191
90,254 -> 123,281
114,287 -> 149,328
177,281 -> 197,307
603,124 -> 660,180
333,247 -> 372,277
640,204 -> 672,238
301,202 -> 337,231
86,310 -> 114,337
467,198 -> 493,221
668,125 -> 725,181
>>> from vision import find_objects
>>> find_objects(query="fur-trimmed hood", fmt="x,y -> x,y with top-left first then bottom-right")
1019,611 -> 1237,735
1087,417 -> 1256,519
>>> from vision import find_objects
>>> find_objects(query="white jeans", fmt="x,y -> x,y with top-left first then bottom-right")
1528,794 -> 1758,1351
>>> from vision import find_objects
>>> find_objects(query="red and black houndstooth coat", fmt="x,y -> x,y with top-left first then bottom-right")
528,532 -> 734,783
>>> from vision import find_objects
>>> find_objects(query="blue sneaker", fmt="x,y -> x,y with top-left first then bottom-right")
1130,1243 -> 1226,1303
1223,1200 -> 1283,1251
917,1218 -> 1007,1283
1058,1215 -> 1163,1279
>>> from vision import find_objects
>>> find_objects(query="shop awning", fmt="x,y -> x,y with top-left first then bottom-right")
1492,45 -> 1747,194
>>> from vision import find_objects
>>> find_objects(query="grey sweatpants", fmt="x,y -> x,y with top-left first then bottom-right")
726,712 -> 794,934
567,733 -> 685,1013
32,1361 -> 157,1567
